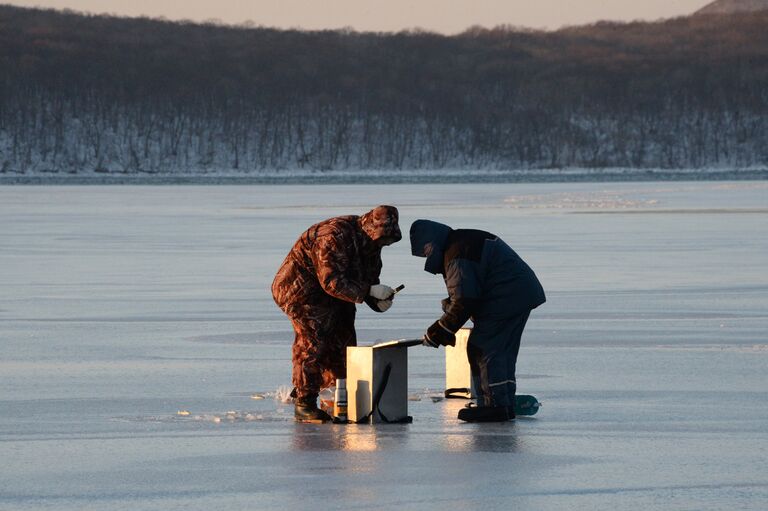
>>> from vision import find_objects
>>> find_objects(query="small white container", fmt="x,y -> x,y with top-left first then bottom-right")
334,378 -> 348,422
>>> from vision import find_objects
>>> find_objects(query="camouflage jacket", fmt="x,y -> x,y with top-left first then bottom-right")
272,206 -> 401,316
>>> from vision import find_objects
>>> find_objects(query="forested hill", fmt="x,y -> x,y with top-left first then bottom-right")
1,5 -> 767,178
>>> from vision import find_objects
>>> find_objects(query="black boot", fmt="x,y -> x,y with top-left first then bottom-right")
458,403 -> 514,423
294,396 -> 332,423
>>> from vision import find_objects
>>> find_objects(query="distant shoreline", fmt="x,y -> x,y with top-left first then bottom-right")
1,169 -> 767,185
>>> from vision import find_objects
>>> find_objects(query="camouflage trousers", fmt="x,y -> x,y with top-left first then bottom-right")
288,301 -> 357,400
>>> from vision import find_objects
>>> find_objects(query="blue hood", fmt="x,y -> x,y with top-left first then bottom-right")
409,220 -> 453,275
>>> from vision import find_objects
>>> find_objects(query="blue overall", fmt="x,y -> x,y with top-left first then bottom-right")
411,220 -> 545,407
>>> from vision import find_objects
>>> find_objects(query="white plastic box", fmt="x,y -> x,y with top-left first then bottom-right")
444,327 -> 474,398
346,339 -> 418,423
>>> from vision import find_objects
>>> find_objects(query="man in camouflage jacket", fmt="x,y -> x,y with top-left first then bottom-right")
272,205 -> 401,422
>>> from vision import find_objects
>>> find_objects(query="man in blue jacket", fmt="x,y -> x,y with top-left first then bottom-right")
410,219 -> 545,422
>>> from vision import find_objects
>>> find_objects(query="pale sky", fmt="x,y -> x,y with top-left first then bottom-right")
6,0 -> 711,33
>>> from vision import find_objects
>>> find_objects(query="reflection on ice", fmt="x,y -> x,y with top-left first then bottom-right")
291,424 -> 383,452
439,429 -> 522,453
290,422 -> 524,454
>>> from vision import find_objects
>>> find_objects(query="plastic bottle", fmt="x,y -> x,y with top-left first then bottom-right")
334,378 -> 348,422
319,386 -> 335,415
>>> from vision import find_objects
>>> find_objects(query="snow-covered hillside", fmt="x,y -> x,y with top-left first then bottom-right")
2,5 -> 768,180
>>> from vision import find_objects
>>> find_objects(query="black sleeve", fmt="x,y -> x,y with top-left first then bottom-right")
440,296 -> 479,332
438,229 -> 495,332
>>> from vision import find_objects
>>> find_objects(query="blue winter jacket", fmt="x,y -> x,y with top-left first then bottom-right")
410,220 -> 546,332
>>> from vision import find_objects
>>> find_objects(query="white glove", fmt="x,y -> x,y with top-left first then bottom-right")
369,284 -> 395,300
376,299 -> 393,312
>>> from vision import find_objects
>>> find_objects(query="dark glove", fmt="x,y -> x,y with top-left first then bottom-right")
424,320 -> 456,348
365,295 -> 392,313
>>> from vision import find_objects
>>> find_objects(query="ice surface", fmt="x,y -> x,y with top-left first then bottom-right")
1,181 -> 767,510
